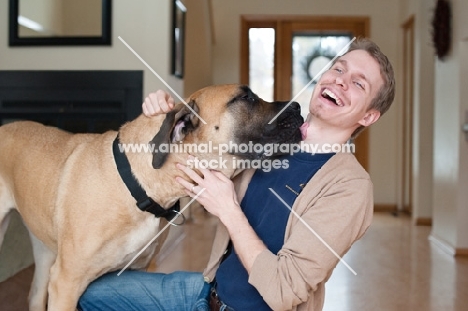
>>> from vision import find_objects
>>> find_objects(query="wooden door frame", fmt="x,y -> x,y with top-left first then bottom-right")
401,16 -> 415,213
240,15 -> 370,170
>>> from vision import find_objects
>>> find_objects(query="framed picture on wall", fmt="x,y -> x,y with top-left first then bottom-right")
172,0 -> 186,78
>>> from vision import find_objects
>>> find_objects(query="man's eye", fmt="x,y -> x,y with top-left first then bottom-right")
333,68 -> 343,73
355,81 -> 364,89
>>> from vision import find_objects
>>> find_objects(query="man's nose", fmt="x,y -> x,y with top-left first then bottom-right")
335,76 -> 348,90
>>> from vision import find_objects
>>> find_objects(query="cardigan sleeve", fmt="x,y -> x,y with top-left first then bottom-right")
248,176 -> 374,310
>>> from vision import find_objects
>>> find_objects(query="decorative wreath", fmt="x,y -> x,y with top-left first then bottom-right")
431,0 -> 452,59
302,48 -> 334,83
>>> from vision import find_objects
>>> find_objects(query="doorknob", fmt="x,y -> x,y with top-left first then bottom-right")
463,123 -> 468,142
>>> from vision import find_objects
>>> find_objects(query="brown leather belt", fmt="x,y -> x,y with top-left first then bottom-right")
209,288 -> 225,311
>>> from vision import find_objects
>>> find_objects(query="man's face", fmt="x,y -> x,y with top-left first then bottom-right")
308,49 -> 384,131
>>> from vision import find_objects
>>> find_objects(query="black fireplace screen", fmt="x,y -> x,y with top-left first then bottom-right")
0,71 -> 143,133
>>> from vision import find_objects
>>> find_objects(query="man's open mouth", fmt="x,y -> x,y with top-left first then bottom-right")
321,89 -> 344,107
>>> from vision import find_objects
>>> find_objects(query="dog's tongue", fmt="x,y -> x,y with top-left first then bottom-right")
299,122 -> 309,140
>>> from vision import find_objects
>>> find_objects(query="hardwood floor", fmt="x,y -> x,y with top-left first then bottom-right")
1,211 -> 467,311
323,213 -> 468,311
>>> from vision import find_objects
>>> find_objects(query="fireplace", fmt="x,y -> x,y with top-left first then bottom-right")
0,70 -> 143,133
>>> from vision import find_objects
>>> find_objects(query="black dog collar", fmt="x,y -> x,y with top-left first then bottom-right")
112,135 -> 183,223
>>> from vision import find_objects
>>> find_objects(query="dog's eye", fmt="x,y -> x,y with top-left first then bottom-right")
241,94 -> 256,103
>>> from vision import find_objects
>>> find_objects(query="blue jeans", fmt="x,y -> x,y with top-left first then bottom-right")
78,271 -> 211,311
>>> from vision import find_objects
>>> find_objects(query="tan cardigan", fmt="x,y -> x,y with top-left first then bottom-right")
203,152 -> 374,311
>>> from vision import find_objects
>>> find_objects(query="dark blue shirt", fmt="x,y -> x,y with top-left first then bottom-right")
215,151 -> 334,310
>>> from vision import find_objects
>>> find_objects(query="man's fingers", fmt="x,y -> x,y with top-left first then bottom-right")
142,90 -> 175,116
212,170 -> 228,180
143,97 -> 156,116
166,95 -> 175,109
142,103 -> 149,117
156,90 -> 174,113
177,163 -> 204,185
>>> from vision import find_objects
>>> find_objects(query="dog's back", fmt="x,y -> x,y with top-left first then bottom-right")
0,121 -> 91,177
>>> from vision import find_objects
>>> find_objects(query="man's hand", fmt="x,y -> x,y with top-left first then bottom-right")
175,157 -> 267,273
142,90 -> 175,117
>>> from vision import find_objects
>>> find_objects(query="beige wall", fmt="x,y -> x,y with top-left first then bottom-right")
459,41 -> 468,248
399,0 -> 436,223
210,0 -> 401,206
398,0 -> 468,253
431,0 -> 468,252
183,0 -> 213,97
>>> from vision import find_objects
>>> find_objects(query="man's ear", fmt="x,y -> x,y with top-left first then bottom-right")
358,109 -> 381,127
149,100 -> 200,169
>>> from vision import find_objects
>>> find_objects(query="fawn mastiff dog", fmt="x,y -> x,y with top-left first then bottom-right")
0,84 -> 303,310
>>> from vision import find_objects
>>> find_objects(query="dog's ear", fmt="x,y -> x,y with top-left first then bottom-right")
150,100 -> 200,169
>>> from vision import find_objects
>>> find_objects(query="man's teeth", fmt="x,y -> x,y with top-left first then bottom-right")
322,89 -> 343,107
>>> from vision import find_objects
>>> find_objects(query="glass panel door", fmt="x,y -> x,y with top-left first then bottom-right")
249,28 -> 275,102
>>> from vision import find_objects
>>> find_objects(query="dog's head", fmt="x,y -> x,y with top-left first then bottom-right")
150,84 -> 304,169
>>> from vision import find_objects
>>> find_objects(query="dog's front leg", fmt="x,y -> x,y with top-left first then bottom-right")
46,256 -> 89,311
28,234 -> 56,311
